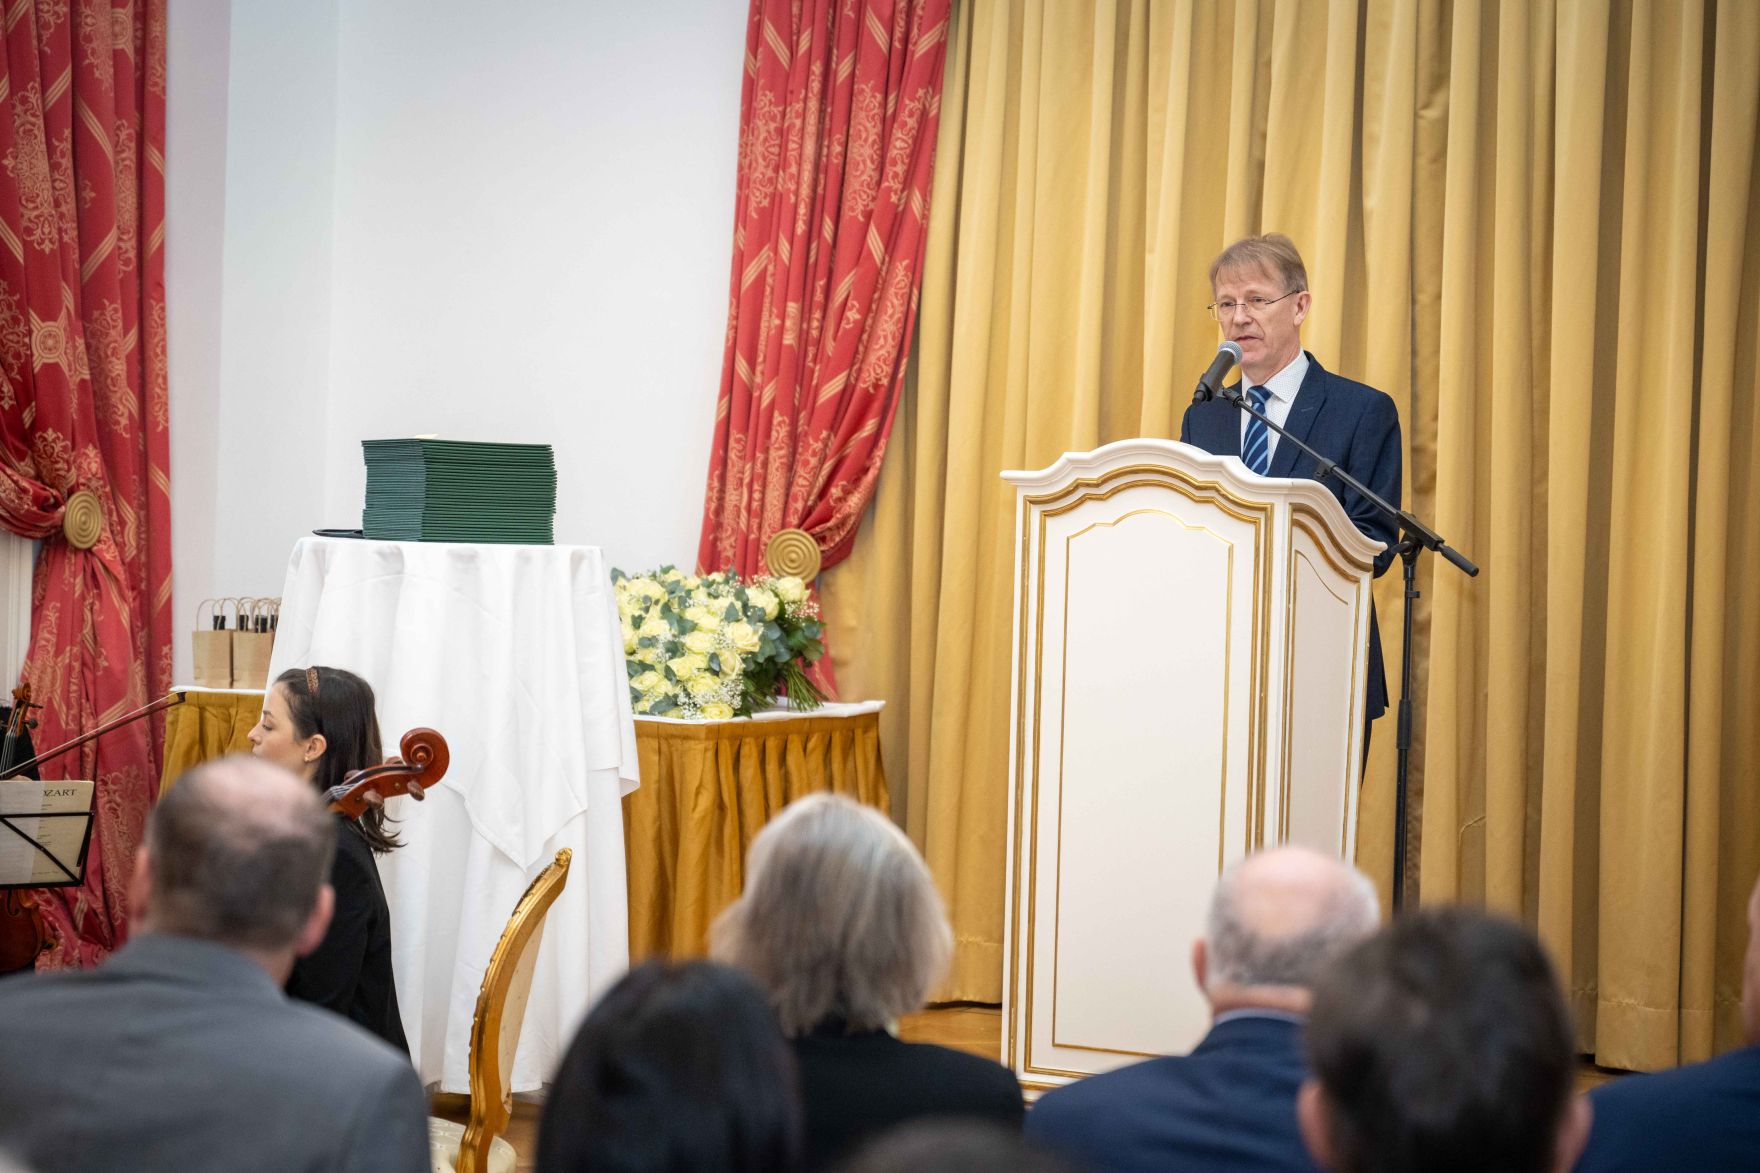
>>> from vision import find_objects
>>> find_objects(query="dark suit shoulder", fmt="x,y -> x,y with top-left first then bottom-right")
792,1034 -> 1023,1169
795,1034 -> 1022,1114
1028,1054 -> 1186,1124
1588,1045 -> 1760,1106
1309,364 -> 1397,420
1579,1046 -> 1760,1172
331,816 -> 380,871
1032,1018 -> 1305,1115
1182,395 -> 1241,427
324,821 -> 387,912
1310,363 -> 1383,397
1179,393 -> 1241,454
1026,1020 -> 1316,1173
900,1038 -> 1024,1106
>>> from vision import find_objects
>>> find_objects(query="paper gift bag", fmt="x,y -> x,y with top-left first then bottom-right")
231,597 -> 275,690
192,599 -> 231,688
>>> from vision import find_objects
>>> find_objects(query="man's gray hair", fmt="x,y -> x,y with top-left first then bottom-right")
712,793 -> 952,1037
1204,848 -> 1380,992
148,756 -> 335,950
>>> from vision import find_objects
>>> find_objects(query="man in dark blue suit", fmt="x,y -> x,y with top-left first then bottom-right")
1574,870 -> 1760,1172
1179,235 -> 1402,729
1298,907 -> 1589,1173
1024,847 -> 1380,1172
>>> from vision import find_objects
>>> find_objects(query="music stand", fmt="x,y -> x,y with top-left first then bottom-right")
0,778 -> 95,888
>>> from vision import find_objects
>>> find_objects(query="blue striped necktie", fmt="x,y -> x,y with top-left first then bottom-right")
1243,385 -> 1272,475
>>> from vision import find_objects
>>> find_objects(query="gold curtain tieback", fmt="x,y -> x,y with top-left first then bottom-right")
62,490 -> 102,550
765,528 -> 821,581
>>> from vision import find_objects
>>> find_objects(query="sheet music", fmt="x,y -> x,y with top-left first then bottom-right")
0,779 -> 94,886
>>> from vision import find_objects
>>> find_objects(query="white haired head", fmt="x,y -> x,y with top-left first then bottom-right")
712,794 -> 951,1037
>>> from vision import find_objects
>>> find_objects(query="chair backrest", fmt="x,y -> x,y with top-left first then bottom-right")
457,848 -> 572,1173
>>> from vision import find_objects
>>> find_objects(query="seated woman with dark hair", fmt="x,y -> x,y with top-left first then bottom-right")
713,794 -> 1024,1171
247,664 -> 408,1052
535,959 -> 801,1173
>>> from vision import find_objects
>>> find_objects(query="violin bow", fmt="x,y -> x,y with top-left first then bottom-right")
1,691 -> 188,780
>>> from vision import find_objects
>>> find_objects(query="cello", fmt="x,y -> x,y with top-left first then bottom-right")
322,726 -> 450,817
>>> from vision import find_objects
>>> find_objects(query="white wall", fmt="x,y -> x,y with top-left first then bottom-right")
167,0 -> 746,679
168,0 -> 341,676
165,0 -> 233,675
0,534 -> 35,688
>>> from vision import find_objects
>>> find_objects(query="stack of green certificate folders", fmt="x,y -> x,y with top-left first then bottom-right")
361,439 -> 556,544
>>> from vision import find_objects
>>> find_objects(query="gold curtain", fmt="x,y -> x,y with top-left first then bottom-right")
824,0 -> 1760,1070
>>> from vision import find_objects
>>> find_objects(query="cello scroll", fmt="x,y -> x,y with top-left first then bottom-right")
323,727 -> 450,819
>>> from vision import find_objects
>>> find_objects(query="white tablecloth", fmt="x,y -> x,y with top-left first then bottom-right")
269,537 -> 639,1092
635,699 -> 886,726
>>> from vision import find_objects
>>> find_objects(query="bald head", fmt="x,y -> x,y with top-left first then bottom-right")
143,755 -> 336,951
1201,846 -> 1379,1005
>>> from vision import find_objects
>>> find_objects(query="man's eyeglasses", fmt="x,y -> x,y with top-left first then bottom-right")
1207,291 -> 1300,321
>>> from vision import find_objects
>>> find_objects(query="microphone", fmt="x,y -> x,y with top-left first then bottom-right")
1192,341 -> 1243,405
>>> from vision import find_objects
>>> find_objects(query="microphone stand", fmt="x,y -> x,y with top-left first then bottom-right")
1216,384 -> 1478,912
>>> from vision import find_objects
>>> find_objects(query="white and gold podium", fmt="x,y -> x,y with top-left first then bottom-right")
1000,438 -> 1383,1090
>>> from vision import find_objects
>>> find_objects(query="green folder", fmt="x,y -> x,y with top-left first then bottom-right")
361,438 -> 558,544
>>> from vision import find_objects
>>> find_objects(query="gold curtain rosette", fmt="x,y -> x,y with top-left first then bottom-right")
60,490 -> 103,550
764,528 -> 823,582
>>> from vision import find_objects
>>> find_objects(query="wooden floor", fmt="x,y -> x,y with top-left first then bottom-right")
430,1096 -> 544,1173
900,1002 -> 1004,1060
431,1004 -> 1620,1170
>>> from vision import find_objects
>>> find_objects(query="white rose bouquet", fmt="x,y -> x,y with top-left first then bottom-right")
612,565 -> 826,719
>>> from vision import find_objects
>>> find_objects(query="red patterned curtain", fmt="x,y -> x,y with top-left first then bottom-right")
0,1 -> 171,968
697,0 -> 952,663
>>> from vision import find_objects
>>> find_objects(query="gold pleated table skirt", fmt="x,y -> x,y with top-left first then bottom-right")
159,688 -> 265,792
625,704 -> 888,960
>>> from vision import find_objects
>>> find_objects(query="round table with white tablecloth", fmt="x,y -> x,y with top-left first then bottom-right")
268,536 -> 639,1093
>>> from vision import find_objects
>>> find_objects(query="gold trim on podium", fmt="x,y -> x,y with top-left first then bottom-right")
1286,513 -> 1370,855
1049,508 -> 1235,1055
1008,462 -> 1275,1080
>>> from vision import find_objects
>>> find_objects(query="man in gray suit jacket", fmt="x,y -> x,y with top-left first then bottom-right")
0,756 -> 429,1173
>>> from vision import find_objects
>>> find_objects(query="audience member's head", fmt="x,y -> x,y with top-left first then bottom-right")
712,793 -> 950,1036
535,960 -> 800,1173
1298,906 -> 1589,1173
131,755 -> 335,979
251,665 -> 399,852
835,1120 -> 1072,1173
1195,845 -> 1379,1015
1745,870 -> 1760,1046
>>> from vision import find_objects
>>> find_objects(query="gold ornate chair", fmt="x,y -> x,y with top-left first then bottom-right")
429,848 -> 573,1173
